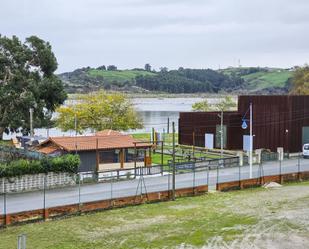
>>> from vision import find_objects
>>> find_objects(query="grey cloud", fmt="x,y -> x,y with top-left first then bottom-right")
0,0 -> 308,72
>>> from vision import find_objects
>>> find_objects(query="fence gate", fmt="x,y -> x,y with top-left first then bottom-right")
261,151 -> 278,162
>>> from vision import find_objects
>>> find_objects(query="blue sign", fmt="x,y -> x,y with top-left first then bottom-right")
241,120 -> 248,129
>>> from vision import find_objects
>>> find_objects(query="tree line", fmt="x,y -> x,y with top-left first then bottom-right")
135,68 -> 244,93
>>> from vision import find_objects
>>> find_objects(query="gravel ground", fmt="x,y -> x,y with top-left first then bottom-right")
180,183 -> 309,249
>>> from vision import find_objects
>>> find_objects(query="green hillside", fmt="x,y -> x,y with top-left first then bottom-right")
59,66 -> 294,94
88,69 -> 156,82
242,70 -> 292,91
58,68 -> 157,93
220,67 -> 293,93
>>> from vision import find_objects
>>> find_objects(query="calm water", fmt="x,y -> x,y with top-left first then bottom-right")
132,97 -> 204,133
3,97 -> 222,139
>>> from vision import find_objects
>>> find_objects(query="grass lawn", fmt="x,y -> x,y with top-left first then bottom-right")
88,69 -> 156,83
132,133 -> 178,144
131,133 -> 151,141
220,67 -> 292,92
1,181 -> 309,249
243,70 -> 292,91
131,133 -> 221,164
151,153 -> 178,165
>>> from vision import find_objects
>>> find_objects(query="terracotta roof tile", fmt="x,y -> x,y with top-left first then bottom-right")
38,145 -> 59,154
43,134 -> 152,152
95,130 -> 123,136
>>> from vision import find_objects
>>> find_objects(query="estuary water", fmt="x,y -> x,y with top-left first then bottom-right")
4,97 -> 222,139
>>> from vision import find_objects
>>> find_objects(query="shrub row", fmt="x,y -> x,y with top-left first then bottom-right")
0,154 -> 80,178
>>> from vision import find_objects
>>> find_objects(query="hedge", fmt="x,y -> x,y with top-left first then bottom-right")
0,154 -> 80,178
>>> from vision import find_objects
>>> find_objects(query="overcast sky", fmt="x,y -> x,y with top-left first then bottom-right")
1,0 -> 309,73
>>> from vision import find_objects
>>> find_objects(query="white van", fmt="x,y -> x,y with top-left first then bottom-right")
303,144 -> 309,158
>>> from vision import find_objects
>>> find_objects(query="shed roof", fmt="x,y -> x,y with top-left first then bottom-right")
38,134 -> 152,153
95,130 -> 123,136
38,145 -> 60,154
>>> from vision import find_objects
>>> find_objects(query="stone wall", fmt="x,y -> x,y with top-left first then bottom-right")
0,172 -> 76,193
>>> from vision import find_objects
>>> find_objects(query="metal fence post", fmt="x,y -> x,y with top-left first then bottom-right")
298,152 -> 301,173
216,165 -> 219,187
110,172 -> 113,204
168,164 -> 171,199
78,173 -> 81,212
161,164 -> 163,176
239,163 -> 241,182
207,166 -> 209,186
140,166 -> 143,196
172,122 -> 176,200
3,179 -> 7,226
193,163 -> 196,195
298,152 -> 301,180
43,174 -> 47,219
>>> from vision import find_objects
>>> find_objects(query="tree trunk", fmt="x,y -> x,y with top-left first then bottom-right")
0,127 -> 4,140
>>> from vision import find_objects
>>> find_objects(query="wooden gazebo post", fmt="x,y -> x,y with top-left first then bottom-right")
120,148 -> 125,169
148,147 -> 152,166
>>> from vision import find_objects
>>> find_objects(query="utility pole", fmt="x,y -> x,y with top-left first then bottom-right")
220,110 -> 224,158
152,127 -> 155,144
162,128 -> 165,146
75,114 -> 78,154
74,114 -> 78,136
172,121 -> 176,200
249,102 -> 253,179
167,117 -> 170,134
192,130 -> 195,157
29,108 -> 34,138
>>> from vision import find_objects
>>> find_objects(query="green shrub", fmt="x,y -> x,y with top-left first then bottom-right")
50,154 -> 80,173
0,154 -> 80,178
41,157 -> 52,173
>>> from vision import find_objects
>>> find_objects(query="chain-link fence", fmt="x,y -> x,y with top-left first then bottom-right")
1,154 -> 309,226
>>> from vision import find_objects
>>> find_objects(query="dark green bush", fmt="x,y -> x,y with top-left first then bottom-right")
50,154 -> 80,173
0,154 -> 80,178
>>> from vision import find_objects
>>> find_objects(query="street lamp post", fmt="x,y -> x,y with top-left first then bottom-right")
242,102 -> 253,179
217,111 -> 224,158
249,102 -> 253,179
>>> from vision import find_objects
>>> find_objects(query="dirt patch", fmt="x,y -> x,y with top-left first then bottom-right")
263,182 -> 282,188
169,204 -> 201,211
77,215 -> 168,242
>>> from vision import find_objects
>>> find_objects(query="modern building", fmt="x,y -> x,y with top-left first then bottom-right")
179,95 -> 309,153
36,130 -> 153,172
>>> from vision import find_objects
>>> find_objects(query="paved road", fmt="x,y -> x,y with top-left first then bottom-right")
1,158 -> 308,214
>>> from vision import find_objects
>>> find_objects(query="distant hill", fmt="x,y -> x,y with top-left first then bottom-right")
58,66 -> 294,94
58,67 -> 156,93
219,67 -> 293,94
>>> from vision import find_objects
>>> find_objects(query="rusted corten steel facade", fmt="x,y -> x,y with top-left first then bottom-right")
179,95 -> 309,153
178,112 -> 242,150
